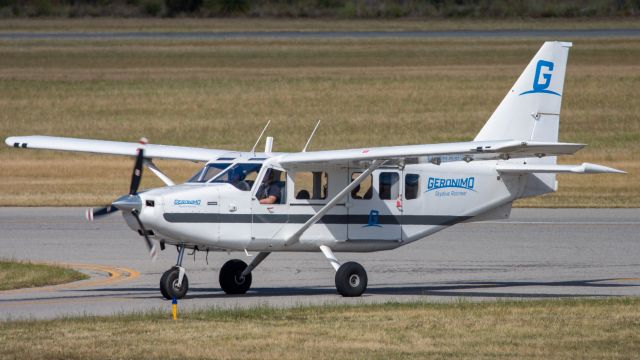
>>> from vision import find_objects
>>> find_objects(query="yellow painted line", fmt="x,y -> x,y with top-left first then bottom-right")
0,262 -> 139,295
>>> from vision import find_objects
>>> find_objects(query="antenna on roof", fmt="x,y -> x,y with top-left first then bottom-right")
250,120 -> 271,155
302,119 -> 321,152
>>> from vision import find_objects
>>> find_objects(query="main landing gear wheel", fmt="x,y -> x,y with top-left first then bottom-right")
160,267 -> 189,300
335,261 -> 368,297
219,259 -> 252,294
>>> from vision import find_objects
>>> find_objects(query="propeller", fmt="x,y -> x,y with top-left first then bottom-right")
86,138 -> 147,221
131,209 -> 158,260
129,139 -> 145,196
85,205 -> 119,221
85,137 -> 156,260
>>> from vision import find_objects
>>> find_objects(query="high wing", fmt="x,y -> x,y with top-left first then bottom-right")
5,135 -> 233,162
277,140 -> 585,166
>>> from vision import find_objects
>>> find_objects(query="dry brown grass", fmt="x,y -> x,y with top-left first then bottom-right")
0,31 -> 638,206
1,299 -> 639,359
0,260 -> 87,291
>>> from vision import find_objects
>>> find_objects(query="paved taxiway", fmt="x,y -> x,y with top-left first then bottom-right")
1,208 -> 639,320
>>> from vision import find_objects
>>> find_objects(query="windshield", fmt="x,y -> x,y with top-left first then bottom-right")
187,163 -> 232,183
210,163 -> 263,191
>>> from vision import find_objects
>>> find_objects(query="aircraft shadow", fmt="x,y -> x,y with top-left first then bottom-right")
87,278 -> 639,300
5,278 -> 635,303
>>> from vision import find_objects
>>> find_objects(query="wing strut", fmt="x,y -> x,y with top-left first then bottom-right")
285,160 -> 384,246
144,159 -> 175,186
240,252 -> 271,277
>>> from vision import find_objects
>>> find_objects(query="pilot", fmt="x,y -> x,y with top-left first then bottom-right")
258,169 -> 281,204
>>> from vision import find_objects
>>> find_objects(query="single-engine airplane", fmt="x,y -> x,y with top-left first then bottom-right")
5,41 -> 624,299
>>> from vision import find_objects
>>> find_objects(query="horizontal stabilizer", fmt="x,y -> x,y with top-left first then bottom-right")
497,162 -> 625,174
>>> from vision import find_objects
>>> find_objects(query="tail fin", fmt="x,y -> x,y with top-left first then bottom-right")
475,41 -> 572,197
475,41 -> 572,143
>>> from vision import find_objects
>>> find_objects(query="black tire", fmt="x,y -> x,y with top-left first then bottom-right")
219,259 -> 252,294
160,267 -> 189,300
335,261 -> 367,297
159,269 -> 170,299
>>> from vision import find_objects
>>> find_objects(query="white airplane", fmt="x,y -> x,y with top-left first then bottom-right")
5,41 -> 624,299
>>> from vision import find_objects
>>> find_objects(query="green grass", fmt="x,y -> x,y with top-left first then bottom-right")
1,298 -> 639,359
0,260 -> 88,291
0,21 -> 638,207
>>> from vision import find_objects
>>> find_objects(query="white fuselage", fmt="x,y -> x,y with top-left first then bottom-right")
126,159 -> 527,253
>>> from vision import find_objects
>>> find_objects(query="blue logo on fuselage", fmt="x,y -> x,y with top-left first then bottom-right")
520,60 -> 561,96
174,199 -> 201,206
427,177 -> 475,192
363,209 -> 382,228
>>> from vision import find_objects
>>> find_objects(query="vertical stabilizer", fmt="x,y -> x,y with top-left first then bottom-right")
475,41 -> 572,196
475,41 -> 572,142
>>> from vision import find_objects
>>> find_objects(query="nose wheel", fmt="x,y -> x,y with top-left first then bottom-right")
160,244 -> 189,300
160,267 -> 189,300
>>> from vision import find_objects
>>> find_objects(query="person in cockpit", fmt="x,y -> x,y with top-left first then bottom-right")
258,169 -> 281,204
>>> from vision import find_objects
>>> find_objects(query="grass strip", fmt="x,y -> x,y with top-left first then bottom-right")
0,298 -> 638,359
0,260 -> 88,291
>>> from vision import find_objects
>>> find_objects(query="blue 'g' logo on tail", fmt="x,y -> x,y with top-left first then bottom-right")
520,60 -> 561,96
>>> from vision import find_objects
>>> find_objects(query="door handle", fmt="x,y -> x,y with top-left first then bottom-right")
229,204 -> 238,212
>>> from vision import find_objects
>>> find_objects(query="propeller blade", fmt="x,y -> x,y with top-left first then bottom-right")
131,210 -> 157,261
129,138 -> 147,196
85,205 -> 119,222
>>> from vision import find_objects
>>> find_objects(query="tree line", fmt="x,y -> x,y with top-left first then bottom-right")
1,0 -> 638,18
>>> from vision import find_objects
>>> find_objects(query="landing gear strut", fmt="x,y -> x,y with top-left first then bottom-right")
160,245 -> 189,300
320,245 -> 368,297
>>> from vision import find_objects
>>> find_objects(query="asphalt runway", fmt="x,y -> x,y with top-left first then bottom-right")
1,29 -> 639,40
1,207 -> 639,320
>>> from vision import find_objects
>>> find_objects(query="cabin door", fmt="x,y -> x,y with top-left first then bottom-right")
347,169 -> 402,241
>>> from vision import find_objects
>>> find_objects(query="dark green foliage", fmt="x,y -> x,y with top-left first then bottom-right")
203,0 -> 248,15
217,0 -> 249,15
164,0 -> 201,14
142,0 -> 162,15
33,0 -> 53,16
0,0 -> 638,17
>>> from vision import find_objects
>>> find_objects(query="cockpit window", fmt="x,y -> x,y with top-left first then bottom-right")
188,163 -> 232,183
210,163 -> 263,191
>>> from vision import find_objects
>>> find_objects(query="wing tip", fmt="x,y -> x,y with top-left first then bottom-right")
5,136 -> 17,147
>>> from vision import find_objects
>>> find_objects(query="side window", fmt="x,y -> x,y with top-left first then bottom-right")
379,172 -> 399,200
294,171 -> 328,200
351,172 -> 373,200
405,174 -> 420,200
257,168 -> 286,205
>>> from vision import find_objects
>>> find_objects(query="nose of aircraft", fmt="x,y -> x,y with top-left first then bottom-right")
112,194 -> 142,213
